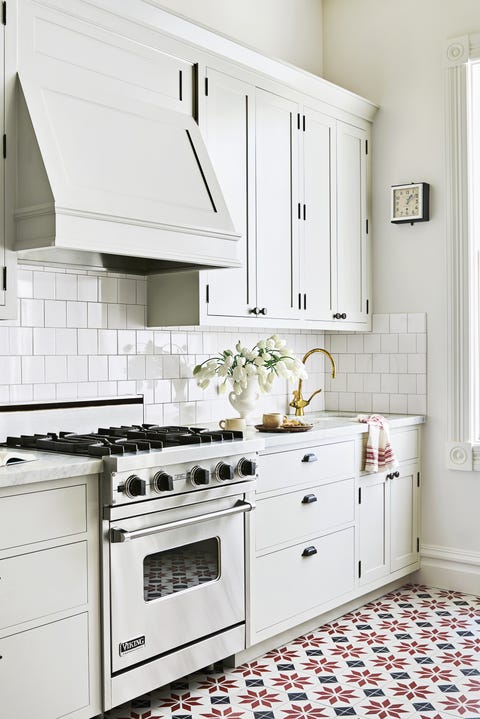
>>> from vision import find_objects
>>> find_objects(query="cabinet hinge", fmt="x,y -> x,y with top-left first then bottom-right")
206,284 -> 210,303
358,560 -> 362,578
365,139 -> 368,154
2,134 -> 5,159
204,76 -> 209,96
2,266 -> 6,291
416,537 -> 420,553
366,299 -> 369,315
358,487 -> 362,504
2,2 -> 6,25
417,471 -> 420,487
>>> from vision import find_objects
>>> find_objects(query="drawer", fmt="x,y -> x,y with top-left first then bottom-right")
360,428 -> 419,470
0,613 -> 90,718
0,542 -> 88,630
256,477 -> 355,551
258,440 -> 355,493
254,526 -> 355,631
0,484 -> 87,551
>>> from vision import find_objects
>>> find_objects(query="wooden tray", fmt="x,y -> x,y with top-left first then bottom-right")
255,424 -> 313,433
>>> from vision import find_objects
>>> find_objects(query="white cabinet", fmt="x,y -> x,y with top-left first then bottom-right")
250,439 -> 357,644
358,429 -> 421,587
1,2 -> 17,320
0,475 -> 101,719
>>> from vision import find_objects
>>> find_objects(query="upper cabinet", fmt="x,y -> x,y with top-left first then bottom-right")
148,66 -> 373,330
1,2 -> 17,320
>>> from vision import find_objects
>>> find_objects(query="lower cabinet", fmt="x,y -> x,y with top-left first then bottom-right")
249,427 -> 421,647
0,475 -> 101,719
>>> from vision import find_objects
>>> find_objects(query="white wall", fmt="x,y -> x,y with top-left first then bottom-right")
153,0 -> 324,75
323,0 -> 480,590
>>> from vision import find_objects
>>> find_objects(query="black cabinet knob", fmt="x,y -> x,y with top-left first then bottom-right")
249,307 -> 260,315
237,457 -> 257,477
215,462 -> 235,481
125,475 -> 146,497
189,465 -> 210,486
259,307 -> 267,315
152,471 -> 174,493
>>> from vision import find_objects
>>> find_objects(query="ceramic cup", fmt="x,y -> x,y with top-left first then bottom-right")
219,417 -> 247,431
262,413 -> 286,428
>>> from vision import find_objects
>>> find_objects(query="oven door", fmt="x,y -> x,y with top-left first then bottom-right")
109,495 -> 250,673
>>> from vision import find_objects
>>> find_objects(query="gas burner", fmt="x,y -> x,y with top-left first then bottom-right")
4,425 -> 244,457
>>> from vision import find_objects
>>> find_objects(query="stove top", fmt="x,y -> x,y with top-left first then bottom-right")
4,425 -> 245,457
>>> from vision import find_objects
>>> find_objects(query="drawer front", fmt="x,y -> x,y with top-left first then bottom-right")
0,484 -> 87,551
0,542 -> 88,631
393,429 -> 420,462
259,441 -> 355,493
256,478 -> 355,551
254,527 -> 355,631
0,613 -> 90,717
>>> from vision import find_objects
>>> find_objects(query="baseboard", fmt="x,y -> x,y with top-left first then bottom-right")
414,544 -> 480,595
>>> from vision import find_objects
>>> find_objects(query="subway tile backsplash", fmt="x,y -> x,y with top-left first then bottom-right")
1,264 -> 427,422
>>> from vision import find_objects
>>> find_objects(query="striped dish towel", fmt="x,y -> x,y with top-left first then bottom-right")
357,414 -> 399,473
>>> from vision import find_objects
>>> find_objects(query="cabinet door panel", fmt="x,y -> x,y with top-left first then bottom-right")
336,122 -> 368,323
0,613 -> 90,718
255,88 -> 299,320
359,473 -> 389,585
390,467 -> 419,572
204,69 -> 255,317
301,108 -> 335,320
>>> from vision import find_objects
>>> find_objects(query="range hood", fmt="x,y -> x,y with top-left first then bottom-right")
14,0 -> 241,273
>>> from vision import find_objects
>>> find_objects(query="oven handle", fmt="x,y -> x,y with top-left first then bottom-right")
110,499 -> 254,543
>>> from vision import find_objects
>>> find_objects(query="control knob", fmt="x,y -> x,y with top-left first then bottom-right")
215,462 -> 235,482
123,475 -> 146,498
237,457 -> 257,478
189,465 -> 210,486
152,471 -> 174,493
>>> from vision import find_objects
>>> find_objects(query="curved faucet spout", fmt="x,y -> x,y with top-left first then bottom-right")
289,348 -> 336,417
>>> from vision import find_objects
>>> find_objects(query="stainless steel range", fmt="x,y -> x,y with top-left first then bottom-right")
6,416 -> 262,711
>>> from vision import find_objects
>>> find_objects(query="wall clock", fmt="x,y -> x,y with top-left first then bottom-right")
391,182 -> 430,224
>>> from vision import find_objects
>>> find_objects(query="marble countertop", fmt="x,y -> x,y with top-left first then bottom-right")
0,412 -> 424,490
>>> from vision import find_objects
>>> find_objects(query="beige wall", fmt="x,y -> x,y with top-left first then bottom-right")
323,1 -> 480,574
154,0 -> 324,75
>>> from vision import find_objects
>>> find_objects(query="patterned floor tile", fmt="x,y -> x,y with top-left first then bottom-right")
105,585 -> 480,719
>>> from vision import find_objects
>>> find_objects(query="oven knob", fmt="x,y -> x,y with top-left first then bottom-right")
189,465 -> 210,486
237,457 -> 257,477
215,462 -> 235,482
152,471 -> 174,493
124,475 -> 146,498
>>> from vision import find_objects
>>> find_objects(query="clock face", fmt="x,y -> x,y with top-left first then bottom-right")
393,185 -> 420,218
391,182 -> 429,223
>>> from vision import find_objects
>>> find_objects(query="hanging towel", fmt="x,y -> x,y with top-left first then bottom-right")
357,414 -> 399,473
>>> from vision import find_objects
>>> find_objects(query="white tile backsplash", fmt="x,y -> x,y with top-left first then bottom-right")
3,263 -> 427,418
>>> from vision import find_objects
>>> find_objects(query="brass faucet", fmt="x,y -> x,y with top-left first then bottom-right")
289,348 -> 336,416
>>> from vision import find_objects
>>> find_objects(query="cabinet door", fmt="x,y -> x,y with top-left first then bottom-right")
255,88 -> 300,320
203,69 -> 255,318
390,464 -> 420,572
335,121 -> 369,324
358,472 -> 389,585
299,108 -> 335,321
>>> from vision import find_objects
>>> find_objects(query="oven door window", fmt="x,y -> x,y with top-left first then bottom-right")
143,537 -> 220,601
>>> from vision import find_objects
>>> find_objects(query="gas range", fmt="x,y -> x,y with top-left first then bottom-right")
5,423 -> 263,506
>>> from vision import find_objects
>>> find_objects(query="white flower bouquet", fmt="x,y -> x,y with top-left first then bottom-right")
193,334 -> 307,395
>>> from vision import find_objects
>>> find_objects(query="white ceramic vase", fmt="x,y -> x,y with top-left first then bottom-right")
228,377 -> 260,423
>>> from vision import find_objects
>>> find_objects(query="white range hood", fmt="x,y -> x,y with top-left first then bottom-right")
14,0 -> 241,273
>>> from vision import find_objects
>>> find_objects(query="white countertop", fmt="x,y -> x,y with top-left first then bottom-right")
0,412 -> 424,490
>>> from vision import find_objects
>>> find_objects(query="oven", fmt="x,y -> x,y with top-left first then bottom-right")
108,486 -> 251,674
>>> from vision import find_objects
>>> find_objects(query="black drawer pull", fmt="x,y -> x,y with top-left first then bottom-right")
302,545 -> 317,557
302,494 -> 318,504
393,470 -> 400,478
302,453 -> 318,463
